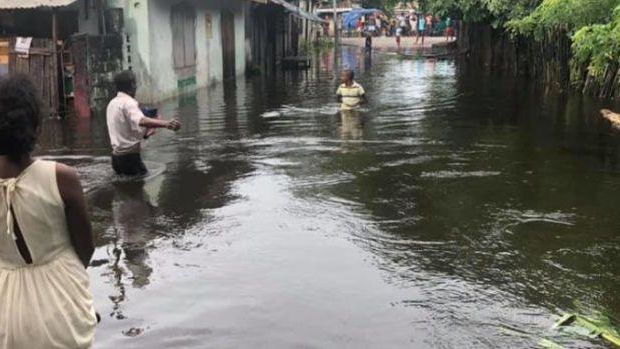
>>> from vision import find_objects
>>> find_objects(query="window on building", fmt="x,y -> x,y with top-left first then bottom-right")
171,2 -> 196,69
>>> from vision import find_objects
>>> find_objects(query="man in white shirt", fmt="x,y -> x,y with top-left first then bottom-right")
106,70 -> 181,176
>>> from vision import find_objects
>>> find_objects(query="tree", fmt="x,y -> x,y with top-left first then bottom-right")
360,0 -> 388,9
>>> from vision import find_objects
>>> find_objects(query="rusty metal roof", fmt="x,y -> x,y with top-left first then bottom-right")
0,0 -> 78,9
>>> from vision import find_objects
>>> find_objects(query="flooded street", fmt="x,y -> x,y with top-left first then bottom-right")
39,47 -> 619,348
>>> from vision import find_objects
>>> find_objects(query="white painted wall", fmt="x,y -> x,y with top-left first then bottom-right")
108,0 -> 152,101
193,0 -> 246,83
194,8 -> 210,87
145,0 -> 176,101
107,0 -> 247,103
205,9 -> 223,84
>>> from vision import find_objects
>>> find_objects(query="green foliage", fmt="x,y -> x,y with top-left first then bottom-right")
360,0 -> 388,10
552,311 -> 620,347
370,0 -> 486,21
300,38 -> 335,54
506,0 -> 619,38
572,6 -> 620,80
397,0 -> 539,23
505,0 -> 620,82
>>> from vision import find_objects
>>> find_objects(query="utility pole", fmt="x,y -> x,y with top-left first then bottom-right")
332,0 -> 338,46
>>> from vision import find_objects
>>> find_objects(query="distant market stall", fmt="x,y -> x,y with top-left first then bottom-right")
343,8 -> 382,30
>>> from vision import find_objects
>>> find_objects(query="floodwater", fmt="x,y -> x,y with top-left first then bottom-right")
38,47 -> 619,348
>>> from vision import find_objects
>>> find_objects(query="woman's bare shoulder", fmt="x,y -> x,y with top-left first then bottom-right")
55,163 -> 83,202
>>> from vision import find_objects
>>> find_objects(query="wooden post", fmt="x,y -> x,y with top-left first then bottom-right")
52,10 -> 58,53
52,10 -> 62,116
99,0 -> 107,35
332,0 -> 338,46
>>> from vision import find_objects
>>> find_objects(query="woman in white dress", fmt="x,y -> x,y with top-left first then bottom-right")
0,75 -> 97,348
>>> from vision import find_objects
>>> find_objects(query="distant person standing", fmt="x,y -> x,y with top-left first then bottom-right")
336,70 -> 367,111
375,16 -> 382,35
445,16 -> 455,41
398,13 -> 407,29
390,18 -> 397,36
365,31 -> 373,50
356,19 -> 364,37
409,15 -> 417,37
426,14 -> 433,35
395,26 -> 403,50
416,14 -> 427,45
106,71 -> 182,176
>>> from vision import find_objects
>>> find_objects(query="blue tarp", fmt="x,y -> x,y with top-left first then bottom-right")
343,9 -> 382,30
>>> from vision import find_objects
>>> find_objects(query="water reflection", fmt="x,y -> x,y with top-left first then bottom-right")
112,183 -> 157,288
88,180 -> 161,322
340,110 -> 364,141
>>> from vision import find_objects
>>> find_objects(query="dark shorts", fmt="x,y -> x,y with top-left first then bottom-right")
112,153 -> 147,176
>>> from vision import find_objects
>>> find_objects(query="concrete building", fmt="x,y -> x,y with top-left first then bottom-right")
107,0 -> 249,103
0,0 -> 252,113
1,0 -> 322,112
246,0 -> 325,73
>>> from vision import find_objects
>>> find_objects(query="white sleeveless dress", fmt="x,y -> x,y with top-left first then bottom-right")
0,160 -> 96,349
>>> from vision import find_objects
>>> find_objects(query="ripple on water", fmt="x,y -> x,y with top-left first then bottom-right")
420,170 -> 502,179
39,155 -> 166,194
494,209 -> 577,228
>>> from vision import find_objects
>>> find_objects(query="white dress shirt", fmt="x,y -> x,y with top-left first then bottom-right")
106,92 -> 146,155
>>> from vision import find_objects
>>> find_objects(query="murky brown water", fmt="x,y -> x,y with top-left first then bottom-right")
38,47 -> 619,348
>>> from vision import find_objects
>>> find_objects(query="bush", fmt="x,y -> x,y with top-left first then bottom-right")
507,0 -> 618,38
572,6 -> 620,81
300,38 -> 335,54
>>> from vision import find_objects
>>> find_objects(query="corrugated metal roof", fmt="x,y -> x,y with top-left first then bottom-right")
0,0 -> 78,10
270,0 -> 327,23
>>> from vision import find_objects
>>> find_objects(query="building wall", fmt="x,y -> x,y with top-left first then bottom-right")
247,3 -> 288,73
108,0 -> 152,101
145,0 -> 177,101
71,34 -> 124,116
108,0 -> 246,103
77,1 -> 100,35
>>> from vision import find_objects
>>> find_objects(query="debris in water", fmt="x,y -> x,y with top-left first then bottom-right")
123,327 -> 145,337
552,312 -> 620,347
538,338 -> 566,349
261,111 -> 282,119
601,109 -> 620,130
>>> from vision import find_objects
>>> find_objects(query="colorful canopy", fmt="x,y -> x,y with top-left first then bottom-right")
343,9 -> 382,30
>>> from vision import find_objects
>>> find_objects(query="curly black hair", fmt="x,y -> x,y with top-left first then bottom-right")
0,75 -> 42,162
